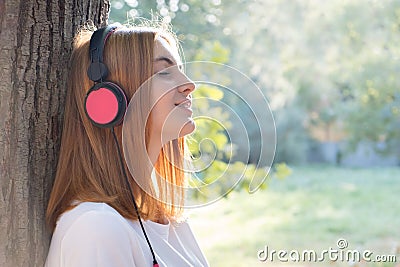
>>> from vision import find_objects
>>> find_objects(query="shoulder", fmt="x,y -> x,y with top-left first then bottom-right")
55,202 -> 138,249
58,202 -> 130,237
50,202 -> 143,266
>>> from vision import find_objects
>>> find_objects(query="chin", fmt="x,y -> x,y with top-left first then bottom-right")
179,119 -> 196,137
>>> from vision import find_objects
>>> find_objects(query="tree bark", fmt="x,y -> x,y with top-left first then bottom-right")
0,0 -> 109,266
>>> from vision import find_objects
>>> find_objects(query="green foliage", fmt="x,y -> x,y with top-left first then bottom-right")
109,0 -> 226,60
274,162 -> 292,179
193,41 -> 230,64
110,1 -> 400,162
186,40 -> 287,197
273,102 -> 310,164
188,81 -> 279,197
109,0 -> 400,197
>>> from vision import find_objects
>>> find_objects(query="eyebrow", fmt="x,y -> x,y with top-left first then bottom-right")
153,56 -> 175,65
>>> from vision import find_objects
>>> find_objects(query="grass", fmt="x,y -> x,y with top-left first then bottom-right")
189,165 -> 400,267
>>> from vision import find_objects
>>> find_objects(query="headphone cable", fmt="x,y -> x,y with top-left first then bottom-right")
111,127 -> 159,267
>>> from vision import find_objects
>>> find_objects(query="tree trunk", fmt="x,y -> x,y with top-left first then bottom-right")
0,1 -> 109,266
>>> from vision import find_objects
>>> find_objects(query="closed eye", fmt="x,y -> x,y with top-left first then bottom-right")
158,71 -> 170,75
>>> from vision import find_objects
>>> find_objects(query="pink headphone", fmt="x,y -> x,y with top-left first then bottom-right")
85,26 -> 128,128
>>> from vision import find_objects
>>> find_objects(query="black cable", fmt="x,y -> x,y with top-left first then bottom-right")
111,127 -> 159,267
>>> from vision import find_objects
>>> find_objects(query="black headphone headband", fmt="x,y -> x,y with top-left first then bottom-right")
87,26 -> 117,82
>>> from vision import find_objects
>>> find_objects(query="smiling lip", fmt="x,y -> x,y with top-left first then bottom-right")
175,99 -> 192,113
176,99 -> 191,108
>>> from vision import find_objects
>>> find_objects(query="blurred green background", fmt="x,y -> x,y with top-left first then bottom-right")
110,1 -> 400,266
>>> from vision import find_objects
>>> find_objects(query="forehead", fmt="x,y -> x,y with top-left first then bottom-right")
154,35 -> 181,64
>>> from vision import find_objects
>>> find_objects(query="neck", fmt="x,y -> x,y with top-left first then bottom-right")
147,135 -> 162,166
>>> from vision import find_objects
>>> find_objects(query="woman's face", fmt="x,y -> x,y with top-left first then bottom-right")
149,36 -> 196,145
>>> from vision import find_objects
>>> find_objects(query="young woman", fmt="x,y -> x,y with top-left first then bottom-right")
45,23 -> 209,267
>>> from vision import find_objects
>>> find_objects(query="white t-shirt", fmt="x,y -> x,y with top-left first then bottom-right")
45,202 -> 209,267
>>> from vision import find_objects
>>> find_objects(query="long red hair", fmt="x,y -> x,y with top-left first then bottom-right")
46,25 -> 187,231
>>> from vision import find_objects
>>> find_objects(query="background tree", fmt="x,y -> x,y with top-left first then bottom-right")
0,1 -> 109,266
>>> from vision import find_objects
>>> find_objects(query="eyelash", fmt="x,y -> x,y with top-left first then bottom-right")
158,71 -> 170,75
156,66 -> 183,76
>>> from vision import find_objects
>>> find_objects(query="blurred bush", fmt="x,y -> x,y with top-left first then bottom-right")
110,0 -> 400,168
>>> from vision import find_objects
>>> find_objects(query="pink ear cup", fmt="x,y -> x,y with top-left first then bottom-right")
85,87 -> 119,124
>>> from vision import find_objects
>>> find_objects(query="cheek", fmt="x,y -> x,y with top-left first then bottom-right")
150,92 -> 175,129
151,79 -> 176,103
151,79 -> 174,108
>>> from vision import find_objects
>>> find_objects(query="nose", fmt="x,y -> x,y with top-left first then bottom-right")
177,73 -> 195,96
